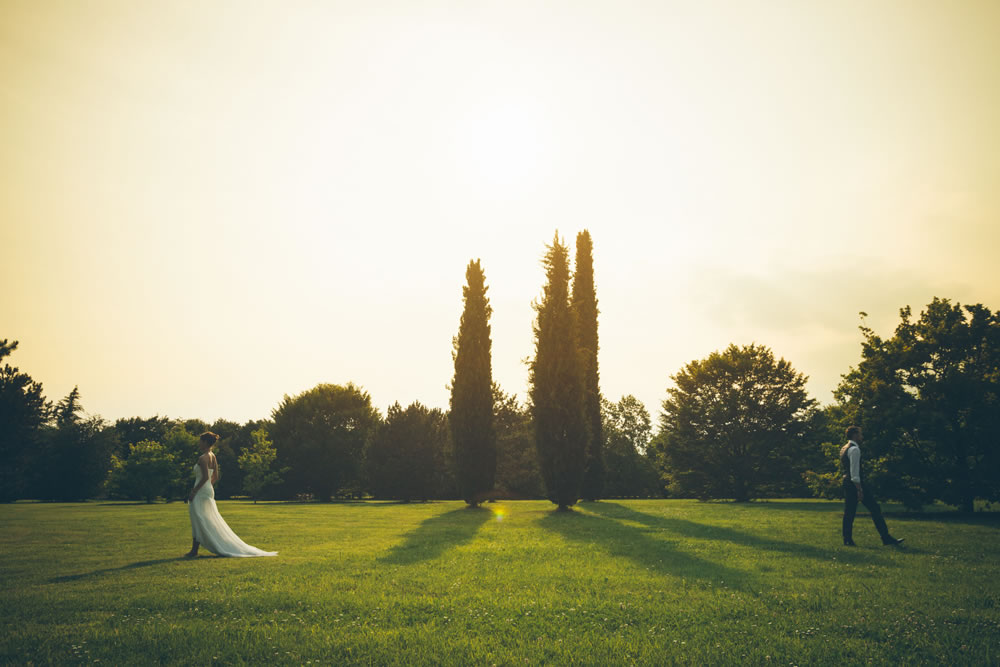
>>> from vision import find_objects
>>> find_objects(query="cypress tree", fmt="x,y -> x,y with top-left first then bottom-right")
529,233 -> 588,511
450,259 -> 496,507
573,230 -> 605,501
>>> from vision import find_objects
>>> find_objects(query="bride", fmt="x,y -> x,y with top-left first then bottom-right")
184,432 -> 277,558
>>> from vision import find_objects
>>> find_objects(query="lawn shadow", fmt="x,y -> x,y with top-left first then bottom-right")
886,511 -> 1000,529
539,507 -> 754,588
50,557 -> 186,583
587,502 -> 893,566
745,500 -> 1000,528
749,498 -> 1000,527
379,507 -> 491,566
740,500 -> 842,513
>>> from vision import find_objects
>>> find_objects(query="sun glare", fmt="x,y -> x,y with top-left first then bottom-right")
447,99 -> 552,199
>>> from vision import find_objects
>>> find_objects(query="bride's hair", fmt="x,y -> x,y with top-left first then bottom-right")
199,431 -> 220,447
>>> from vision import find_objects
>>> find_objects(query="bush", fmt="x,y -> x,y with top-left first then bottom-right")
107,440 -> 178,503
365,402 -> 447,502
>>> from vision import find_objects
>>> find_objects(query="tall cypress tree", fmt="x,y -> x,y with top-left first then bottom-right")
530,233 -> 588,511
450,259 -> 496,507
574,230 -> 605,501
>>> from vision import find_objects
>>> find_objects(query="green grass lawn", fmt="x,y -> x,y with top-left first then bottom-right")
2,499 -> 998,665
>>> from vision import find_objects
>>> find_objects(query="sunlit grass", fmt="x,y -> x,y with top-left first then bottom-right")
2,499 -> 998,665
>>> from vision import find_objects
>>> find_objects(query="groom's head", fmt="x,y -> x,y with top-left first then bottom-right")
846,425 -> 862,443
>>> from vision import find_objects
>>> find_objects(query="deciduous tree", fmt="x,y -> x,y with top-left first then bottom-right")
0,340 -> 48,501
602,395 -> 660,498
39,387 -> 116,501
107,440 -> 178,503
111,416 -> 173,459
238,428 -> 287,503
835,299 -> 1000,512
213,419 -> 271,500
493,384 -> 544,499
270,383 -> 380,500
365,402 -> 447,502
161,425 -> 200,500
653,344 -> 818,501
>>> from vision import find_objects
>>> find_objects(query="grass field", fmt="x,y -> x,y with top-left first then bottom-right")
2,499 -> 998,666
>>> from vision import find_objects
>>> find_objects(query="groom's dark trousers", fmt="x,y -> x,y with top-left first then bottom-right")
842,480 -> 891,543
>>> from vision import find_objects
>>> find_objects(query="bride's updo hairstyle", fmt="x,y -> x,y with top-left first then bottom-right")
199,432 -> 220,448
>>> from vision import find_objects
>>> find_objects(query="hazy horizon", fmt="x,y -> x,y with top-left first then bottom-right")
3,0 -> 999,424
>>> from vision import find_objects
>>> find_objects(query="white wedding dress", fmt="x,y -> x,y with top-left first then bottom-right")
189,462 -> 277,557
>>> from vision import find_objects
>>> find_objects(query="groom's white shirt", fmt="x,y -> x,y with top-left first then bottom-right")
845,439 -> 861,484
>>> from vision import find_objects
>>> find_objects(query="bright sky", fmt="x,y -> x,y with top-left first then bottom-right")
3,0 -> 999,424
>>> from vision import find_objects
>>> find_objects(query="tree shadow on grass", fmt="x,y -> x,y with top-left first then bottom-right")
539,507 -> 753,588
50,557 -> 187,583
587,502 -> 893,566
730,499 -> 1000,529
379,507 -> 492,566
883,511 -> 1000,529
732,500 -> 842,513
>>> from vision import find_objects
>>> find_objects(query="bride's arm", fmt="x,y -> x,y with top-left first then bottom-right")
211,459 -> 220,485
188,457 -> 211,501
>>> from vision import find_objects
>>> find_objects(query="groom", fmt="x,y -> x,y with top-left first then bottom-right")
841,426 -> 904,547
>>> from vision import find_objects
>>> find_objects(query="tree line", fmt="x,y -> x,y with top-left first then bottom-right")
2,234 -> 997,511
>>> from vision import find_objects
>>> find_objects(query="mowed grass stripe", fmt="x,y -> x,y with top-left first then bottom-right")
2,500 -> 998,665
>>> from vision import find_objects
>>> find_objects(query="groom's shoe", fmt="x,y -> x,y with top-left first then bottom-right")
882,537 -> 905,546
843,538 -> 856,547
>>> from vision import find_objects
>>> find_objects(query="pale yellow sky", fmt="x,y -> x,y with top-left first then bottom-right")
2,0 -> 999,423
